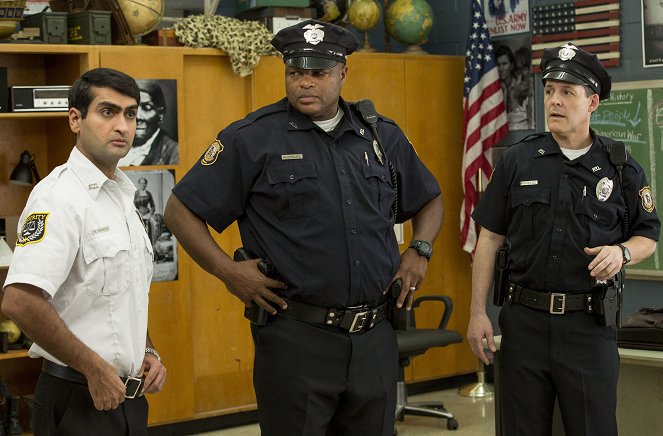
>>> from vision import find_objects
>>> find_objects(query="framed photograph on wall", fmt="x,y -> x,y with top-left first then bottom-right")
119,79 -> 179,166
493,35 -> 536,131
124,169 -> 178,282
643,0 -> 663,67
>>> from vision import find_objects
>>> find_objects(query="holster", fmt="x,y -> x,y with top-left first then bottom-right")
493,243 -> 510,306
233,247 -> 275,326
390,278 -> 412,330
593,272 -> 624,327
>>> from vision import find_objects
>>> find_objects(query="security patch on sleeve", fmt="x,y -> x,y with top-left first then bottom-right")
201,139 -> 224,166
16,212 -> 49,246
639,186 -> 655,213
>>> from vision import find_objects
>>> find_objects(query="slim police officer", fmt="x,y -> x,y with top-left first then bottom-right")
467,43 -> 660,436
2,68 -> 167,435
164,19 -> 443,436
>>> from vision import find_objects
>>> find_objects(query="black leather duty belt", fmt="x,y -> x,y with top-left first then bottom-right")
42,360 -> 145,399
507,283 -> 594,315
277,296 -> 390,333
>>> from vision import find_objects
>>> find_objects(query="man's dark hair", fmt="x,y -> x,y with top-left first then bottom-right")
137,80 -> 166,113
68,68 -> 140,119
495,45 -> 515,66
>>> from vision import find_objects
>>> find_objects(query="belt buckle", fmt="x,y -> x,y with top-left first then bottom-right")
349,310 -> 370,333
550,293 -> 566,315
124,376 -> 143,399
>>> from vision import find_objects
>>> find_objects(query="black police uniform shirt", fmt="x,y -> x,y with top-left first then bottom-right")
173,97 -> 440,308
472,131 -> 660,293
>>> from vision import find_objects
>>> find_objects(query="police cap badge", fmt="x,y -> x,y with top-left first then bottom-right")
271,19 -> 360,70
540,43 -> 612,100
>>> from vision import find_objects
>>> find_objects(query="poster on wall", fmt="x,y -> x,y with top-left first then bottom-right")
493,35 -> 535,131
484,0 -> 530,37
118,79 -> 180,166
125,169 -> 178,282
643,0 -> 663,67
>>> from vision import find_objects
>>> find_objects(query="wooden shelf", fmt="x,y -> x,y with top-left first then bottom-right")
0,112 -> 68,119
0,349 -> 29,361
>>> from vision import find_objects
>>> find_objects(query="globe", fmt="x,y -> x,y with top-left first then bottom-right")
348,0 -> 381,32
311,0 -> 349,24
119,0 -> 164,37
385,0 -> 434,52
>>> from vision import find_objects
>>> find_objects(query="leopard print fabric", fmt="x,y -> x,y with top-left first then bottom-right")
174,15 -> 279,77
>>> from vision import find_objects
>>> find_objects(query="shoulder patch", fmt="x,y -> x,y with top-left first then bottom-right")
201,140 -> 223,166
639,186 -> 655,213
17,212 -> 49,246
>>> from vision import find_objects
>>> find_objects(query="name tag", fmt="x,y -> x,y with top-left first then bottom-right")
92,226 -> 110,235
281,154 -> 303,160
520,180 -> 538,186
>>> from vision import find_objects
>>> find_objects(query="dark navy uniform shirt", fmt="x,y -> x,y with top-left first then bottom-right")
173,97 -> 440,307
473,131 -> 660,293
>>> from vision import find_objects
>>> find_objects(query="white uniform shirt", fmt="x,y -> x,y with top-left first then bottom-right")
4,147 -> 153,377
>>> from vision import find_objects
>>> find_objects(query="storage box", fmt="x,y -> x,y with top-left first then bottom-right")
142,28 -> 183,47
21,12 -> 67,44
67,10 -> 111,45
237,0 -> 310,14
237,7 -> 316,34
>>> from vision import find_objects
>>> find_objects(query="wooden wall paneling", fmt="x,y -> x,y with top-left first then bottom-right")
343,53 -> 407,127
402,56 -> 476,382
252,55 -> 286,110
181,54 -> 258,416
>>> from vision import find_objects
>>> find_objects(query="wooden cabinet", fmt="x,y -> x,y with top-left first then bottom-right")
0,45 -> 476,427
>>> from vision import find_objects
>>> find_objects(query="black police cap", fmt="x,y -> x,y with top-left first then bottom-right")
271,19 -> 360,70
540,43 -> 612,100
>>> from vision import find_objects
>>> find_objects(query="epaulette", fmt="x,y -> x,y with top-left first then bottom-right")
348,100 -> 396,126
231,100 -> 288,130
506,132 -> 547,147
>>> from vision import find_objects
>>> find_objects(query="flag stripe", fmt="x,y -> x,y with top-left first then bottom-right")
460,0 -> 509,254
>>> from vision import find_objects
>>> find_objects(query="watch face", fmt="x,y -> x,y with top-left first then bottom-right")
624,247 -> 631,263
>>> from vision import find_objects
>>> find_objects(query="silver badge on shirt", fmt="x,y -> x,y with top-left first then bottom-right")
373,140 -> 384,165
596,177 -> 613,201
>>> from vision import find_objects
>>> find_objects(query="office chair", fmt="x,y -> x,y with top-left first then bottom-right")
395,295 -> 463,431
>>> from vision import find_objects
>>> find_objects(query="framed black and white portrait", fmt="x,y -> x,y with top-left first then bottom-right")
119,79 -> 180,167
125,169 -> 178,282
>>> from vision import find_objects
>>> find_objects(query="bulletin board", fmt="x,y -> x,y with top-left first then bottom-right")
590,80 -> 663,279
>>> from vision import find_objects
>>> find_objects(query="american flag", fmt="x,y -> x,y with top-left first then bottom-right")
531,0 -> 620,72
460,0 -> 509,254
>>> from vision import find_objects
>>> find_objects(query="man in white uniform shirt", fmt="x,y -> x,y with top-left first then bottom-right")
1,68 -> 167,435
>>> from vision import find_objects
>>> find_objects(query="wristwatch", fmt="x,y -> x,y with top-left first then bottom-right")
409,240 -> 433,261
145,347 -> 161,362
617,243 -> 631,265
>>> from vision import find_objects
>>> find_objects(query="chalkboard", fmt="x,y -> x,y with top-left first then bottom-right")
590,80 -> 663,279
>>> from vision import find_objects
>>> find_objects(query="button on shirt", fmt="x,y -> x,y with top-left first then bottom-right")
173,98 -> 440,308
5,147 -> 153,377
473,132 -> 660,292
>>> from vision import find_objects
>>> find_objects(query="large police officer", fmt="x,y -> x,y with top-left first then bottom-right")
467,43 -> 660,435
164,20 -> 443,435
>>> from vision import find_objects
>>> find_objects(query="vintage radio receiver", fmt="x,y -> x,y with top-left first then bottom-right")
11,86 -> 71,112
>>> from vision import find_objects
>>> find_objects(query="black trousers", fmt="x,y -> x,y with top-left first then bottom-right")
499,303 -> 619,436
32,373 -> 149,436
252,316 -> 398,436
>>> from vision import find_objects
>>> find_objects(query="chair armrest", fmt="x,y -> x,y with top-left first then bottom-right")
412,295 -> 454,330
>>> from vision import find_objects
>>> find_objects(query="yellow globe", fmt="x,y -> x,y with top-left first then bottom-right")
348,0 -> 381,32
0,319 -> 21,344
119,0 -> 164,37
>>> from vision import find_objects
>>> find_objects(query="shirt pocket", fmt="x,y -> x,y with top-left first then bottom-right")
266,161 -> 320,219
82,235 -> 131,297
362,163 -> 396,217
510,186 -> 551,239
574,195 -> 621,247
